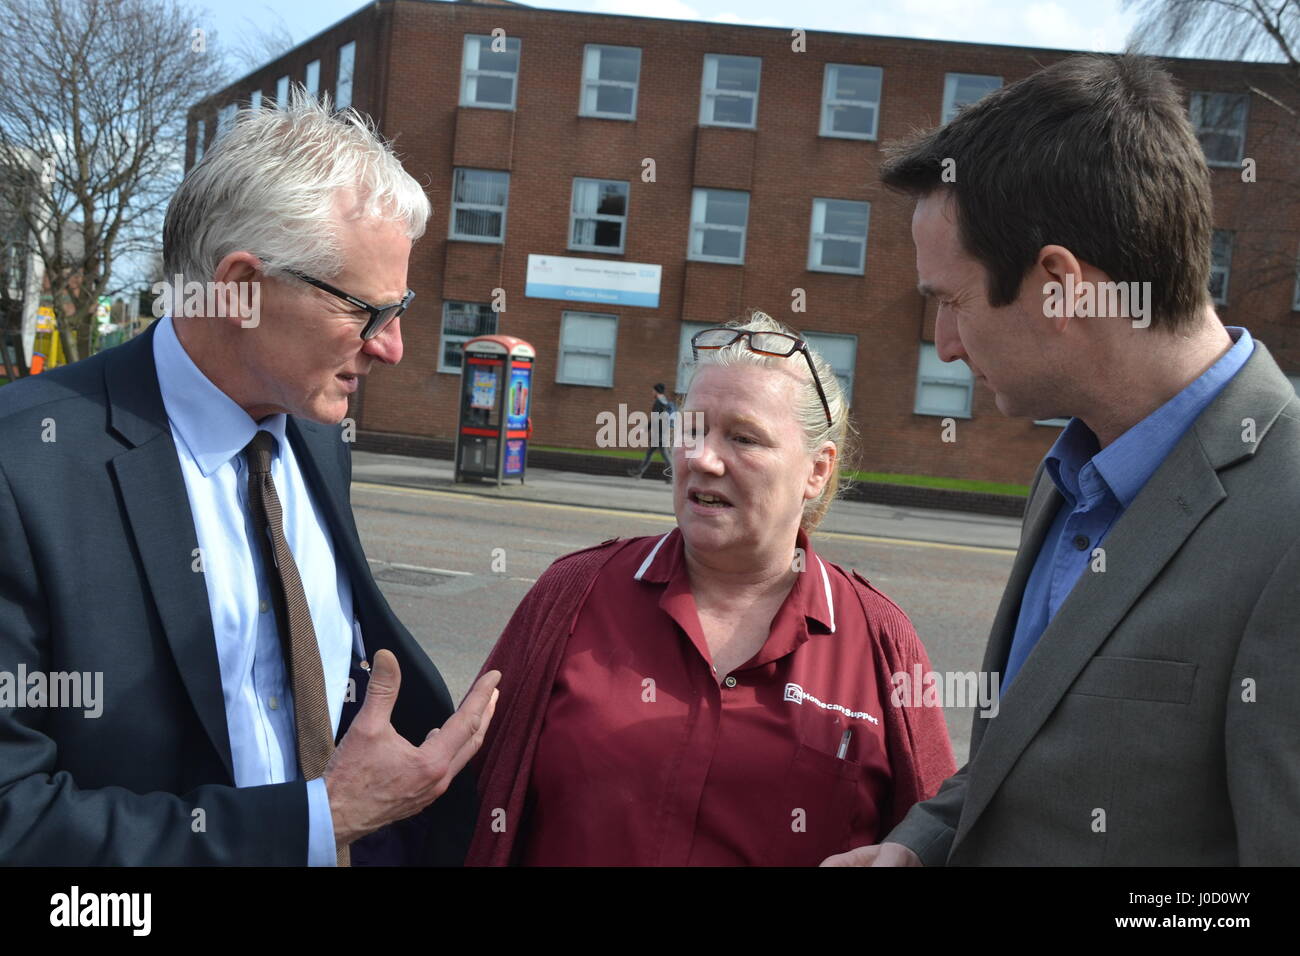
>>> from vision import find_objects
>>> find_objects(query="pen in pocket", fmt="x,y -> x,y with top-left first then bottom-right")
836,728 -> 852,759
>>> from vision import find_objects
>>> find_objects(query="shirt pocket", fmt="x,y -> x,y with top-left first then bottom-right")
1066,656 -> 1197,704
765,743 -> 861,867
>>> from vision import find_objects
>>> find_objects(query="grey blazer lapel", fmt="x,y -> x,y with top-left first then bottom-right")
104,324 -> 234,782
952,340 -> 1292,851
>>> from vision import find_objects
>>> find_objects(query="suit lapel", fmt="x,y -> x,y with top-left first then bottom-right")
951,340 -> 1296,852
105,324 -> 234,781
968,465 -> 1061,756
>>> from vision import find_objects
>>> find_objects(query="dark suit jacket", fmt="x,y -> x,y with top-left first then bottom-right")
887,340 -> 1300,865
0,321 -> 476,865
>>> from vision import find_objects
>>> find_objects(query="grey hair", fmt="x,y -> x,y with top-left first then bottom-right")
163,86 -> 431,285
684,309 -> 856,532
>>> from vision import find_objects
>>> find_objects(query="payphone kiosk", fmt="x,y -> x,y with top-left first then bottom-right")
454,335 -> 535,486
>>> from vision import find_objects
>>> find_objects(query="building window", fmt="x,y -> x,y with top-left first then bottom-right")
439,301 -> 498,373
1190,92 -> 1248,167
276,75 -> 289,107
1293,246 -> 1300,312
1210,230 -> 1233,305
557,311 -> 618,387
461,34 -> 521,110
915,342 -> 973,418
580,44 -> 640,119
249,89 -> 262,109
305,60 -> 320,99
688,188 -> 749,264
808,198 -> 870,274
942,73 -> 1001,123
449,169 -> 509,243
675,320 -> 714,395
569,178 -> 629,253
820,64 -> 882,140
216,103 -> 237,137
802,331 -> 858,404
194,118 -> 206,160
337,41 -> 356,110
700,54 -> 760,128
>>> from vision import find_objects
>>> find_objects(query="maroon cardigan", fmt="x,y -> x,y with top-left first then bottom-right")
464,536 -> 957,866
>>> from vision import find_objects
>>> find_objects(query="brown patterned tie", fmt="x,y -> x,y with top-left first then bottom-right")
244,430 -> 350,867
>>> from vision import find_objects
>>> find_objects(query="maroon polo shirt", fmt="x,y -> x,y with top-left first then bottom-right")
518,528 -> 893,866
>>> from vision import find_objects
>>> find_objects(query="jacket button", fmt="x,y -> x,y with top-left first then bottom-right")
724,675 -> 737,688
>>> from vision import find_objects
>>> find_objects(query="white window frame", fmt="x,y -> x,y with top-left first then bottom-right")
460,34 -> 521,110
305,59 -> 321,99
914,342 -> 973,418
216,103 -> 236,136
688,188 -> 749,265
336,41 -> 356,110
1210,229 -> 1233,306
557,311 -> 618,387
439,301 -> 498,374
675,320 -> 714,395
276,75 -> 290,107
249,89 -> 262,109
808,198 -> 870,275
1293,245 -> 1300,312
194,118 -> 206,160
942,73 -> 1001,124
699,54 -> 761,129
569,178 -> 629,254
802,330 -> 858,405
820,63 -> 882,140
579,44 -> 640,120
449,168 -> 510,244
1190,91 -> 1249,168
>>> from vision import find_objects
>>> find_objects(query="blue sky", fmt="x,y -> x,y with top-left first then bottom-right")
207,0 -> 1142,71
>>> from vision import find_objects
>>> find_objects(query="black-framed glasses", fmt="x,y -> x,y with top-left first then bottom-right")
281,268 -> 415,341
691,327 -> 833,426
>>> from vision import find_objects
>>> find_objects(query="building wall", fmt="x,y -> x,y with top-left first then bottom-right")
190,0 -> 1300,486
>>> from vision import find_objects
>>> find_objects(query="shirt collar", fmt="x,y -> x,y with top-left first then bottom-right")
153,314 -> 289,476
1044,326 -> 1254,510
633,527 -> 836,634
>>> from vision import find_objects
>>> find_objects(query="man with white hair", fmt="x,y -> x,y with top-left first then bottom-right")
0,92 -> 499,865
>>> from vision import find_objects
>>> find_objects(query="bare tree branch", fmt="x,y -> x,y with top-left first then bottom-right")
0,0 -> 229,360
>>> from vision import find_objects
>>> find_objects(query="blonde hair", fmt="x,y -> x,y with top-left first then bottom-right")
684,310 -> 855,531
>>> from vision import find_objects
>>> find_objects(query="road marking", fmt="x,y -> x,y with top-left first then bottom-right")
352,481 -> 1017,556
367,558 -> 473,577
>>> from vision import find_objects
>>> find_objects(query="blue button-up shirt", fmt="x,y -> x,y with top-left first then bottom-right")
154,315 -> 357,865
1003,327 -> 1255,688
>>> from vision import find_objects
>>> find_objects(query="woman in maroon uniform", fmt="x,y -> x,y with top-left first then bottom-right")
467,311 -> 954,866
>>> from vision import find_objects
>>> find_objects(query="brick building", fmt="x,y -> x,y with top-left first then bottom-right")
189,0 -> 1300,485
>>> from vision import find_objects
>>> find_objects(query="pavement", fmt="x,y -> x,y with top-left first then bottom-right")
352,450 -> 1023,553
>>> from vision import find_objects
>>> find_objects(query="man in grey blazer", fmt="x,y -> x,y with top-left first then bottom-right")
825,54 -> 1300,865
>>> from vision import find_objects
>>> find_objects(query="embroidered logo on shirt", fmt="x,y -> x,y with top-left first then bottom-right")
783,682 -> 879,724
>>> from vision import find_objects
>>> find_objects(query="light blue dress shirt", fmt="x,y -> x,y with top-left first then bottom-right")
153,315 -> 358,866
1003,327 -> 1255,688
